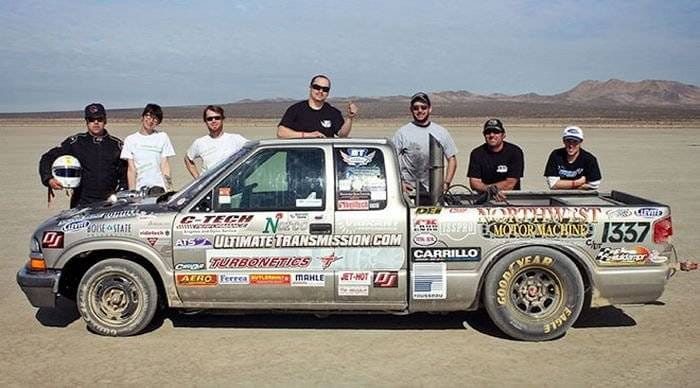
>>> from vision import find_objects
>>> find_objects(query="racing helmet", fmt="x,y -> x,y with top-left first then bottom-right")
52,155 -> 82,188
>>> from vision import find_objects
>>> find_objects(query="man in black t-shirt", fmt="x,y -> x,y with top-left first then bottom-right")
467,119 -> 524,194
543,126 -> 602,190
277,74 -> 358,138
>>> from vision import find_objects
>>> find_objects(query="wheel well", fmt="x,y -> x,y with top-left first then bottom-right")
58,249 -> 167,305
475,245 -> 592,309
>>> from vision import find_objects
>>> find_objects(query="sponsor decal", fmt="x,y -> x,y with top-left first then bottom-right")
338,271 -> 371,285
478,207 -> 602,223
601,222 -> 650,243
413,219 -> 438,232
412,263 -> 446,299
496,256 -> 553,305
438,222 -> 477,239
176,274 -> 218,286
596,246 -> 667,265
296,197 -> 323,208
291,273 -> 326,287
213,233 -> 401,249
41,231 -> 64,249
585,239 -> 602,250
413,232 -> 437,246
62,220 -> 90,232
263,213 -> 308,234
175,214 -> 254,235
319,253 -> 342,269
175,237 -> 213,249
335,219 -> 400,233
219,273 -> 249,285
57,208 -> 145,227
479,207 -> 599,239
544,307 -> 573,334
339,148 -> 376,166
139,229 -> 170,238
635,208 -> 663,218
86,223 -> 132,236
373,271 -> 398,288
606,208 -> 633,218
146,237 -> 158,247
338,285 -> 369,296
411,247 -> 481,262
207,254 -> 311,269
416,207 -> 442,215
174,262 -> 205,271
218,187 -> 232,205
448,208 -> 468,213
250,274 -> 291,285
338,200 -> 370,210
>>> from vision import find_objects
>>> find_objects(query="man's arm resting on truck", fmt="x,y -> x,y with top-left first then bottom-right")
469,177 -> 519,192
546,176 -> 600,190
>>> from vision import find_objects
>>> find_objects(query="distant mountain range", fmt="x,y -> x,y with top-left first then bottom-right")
3,79 -> 699,120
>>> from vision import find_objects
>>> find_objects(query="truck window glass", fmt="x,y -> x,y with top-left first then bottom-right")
213,148 -> 325,212
334,147 -> 387,211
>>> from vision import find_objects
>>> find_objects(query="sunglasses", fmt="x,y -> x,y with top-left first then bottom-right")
206,116 -> 222,122
411,104 -> 429,111
483,129 -> 503,135
87,118 -> 105,123
311,84 -> 330,93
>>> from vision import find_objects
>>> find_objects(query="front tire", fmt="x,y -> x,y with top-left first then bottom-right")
483,247 -> 584,341
77,259 -> 158,336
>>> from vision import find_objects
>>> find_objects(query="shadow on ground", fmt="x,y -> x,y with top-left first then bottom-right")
33,300 -> 639,339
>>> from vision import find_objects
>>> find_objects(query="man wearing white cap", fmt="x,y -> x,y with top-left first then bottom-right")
543,126 -> 602,190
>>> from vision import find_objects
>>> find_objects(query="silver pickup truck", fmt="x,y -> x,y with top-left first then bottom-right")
17,138 -> 677,340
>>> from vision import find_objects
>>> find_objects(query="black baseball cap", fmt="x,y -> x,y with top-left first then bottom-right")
84,103 -> 106,120
410,92 -> 431,107
483,118 -> 505,133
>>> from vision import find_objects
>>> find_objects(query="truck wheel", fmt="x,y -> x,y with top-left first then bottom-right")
77,259 -> 158,336
483,247 -> 584,341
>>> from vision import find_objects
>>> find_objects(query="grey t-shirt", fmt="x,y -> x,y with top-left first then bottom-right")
392,121 -> 458,189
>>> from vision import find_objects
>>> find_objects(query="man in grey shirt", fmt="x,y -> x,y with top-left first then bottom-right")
392,92 -> 458,194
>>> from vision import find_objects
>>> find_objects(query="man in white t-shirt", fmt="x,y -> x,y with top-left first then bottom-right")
120,103 -> 176,190
185,105 -> 248,178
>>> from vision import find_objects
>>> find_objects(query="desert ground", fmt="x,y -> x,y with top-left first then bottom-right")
0,118 -> 698,387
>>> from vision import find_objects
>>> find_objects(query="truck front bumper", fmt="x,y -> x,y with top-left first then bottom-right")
16,267 -> 60,308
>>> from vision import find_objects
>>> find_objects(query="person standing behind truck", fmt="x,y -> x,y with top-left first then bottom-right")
544,125 -> 602,190
120,103 -> 176,192
392,92 -> 458,194
467,118 -> 524,193
277,74 -> 358,138
184,105 -> 248,178
39,103 -> 127,208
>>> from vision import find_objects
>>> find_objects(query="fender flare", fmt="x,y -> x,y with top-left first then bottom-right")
55,238 -> 182,306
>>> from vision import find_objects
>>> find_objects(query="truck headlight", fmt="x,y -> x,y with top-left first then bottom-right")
30,237 -> 41,253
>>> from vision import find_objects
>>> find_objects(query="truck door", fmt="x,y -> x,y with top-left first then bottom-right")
173,146 -> 335,307
332,145 -> 408,310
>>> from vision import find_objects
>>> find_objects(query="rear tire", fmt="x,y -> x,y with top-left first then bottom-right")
483,247 -> 584,341
77,258 -> 158,336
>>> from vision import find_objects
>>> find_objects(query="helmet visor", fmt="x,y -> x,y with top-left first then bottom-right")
52,166 -> 82,178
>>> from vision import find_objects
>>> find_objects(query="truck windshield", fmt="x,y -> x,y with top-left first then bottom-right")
167,144 -> 254,209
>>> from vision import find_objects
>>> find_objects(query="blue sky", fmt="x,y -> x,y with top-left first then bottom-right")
1,0 -> 698,112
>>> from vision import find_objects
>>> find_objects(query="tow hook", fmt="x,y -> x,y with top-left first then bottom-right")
679,261 -> 698,271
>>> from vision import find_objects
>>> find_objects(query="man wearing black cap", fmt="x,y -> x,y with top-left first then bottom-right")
392,92 -> 458,194
467,119 -> 524,194
39,103 -> 127,208
277,74 -> 358,138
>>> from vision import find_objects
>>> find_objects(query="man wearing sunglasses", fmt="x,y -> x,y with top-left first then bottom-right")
544,126 -> 601,190
277,74 -> 358,138
39,103 -> 127,208
467,119 -> 524,195
184,105 -> 248,178
393,92 -> 458,195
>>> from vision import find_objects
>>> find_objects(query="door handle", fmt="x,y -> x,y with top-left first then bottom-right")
309,223 -> 332,235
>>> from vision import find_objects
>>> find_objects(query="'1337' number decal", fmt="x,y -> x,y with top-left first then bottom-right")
601,222 -> 650,243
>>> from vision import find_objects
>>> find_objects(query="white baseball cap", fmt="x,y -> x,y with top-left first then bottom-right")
562,126 -> 584,141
